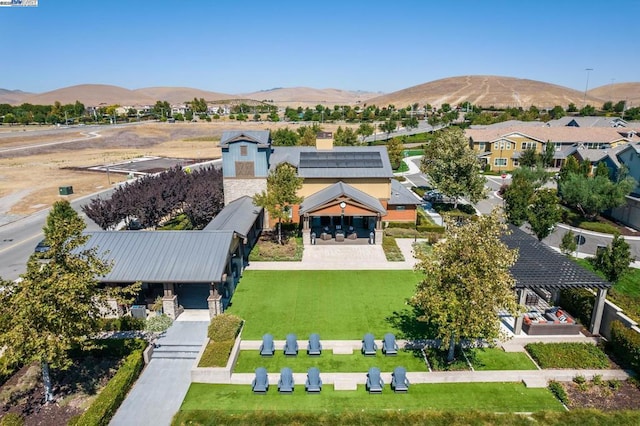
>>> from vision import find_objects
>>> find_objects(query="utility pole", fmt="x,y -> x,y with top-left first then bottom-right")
583,68 -> 593,107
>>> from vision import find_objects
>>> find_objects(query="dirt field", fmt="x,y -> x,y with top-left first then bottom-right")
0,121 -> 354,217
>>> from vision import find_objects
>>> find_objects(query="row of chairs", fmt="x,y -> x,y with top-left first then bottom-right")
362,333 -> 398,356
251,366 -> 410,394
252,367 -> 322,393
260,333 -> 321,357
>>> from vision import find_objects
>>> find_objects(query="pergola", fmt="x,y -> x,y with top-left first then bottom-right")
502,225 -> 611,335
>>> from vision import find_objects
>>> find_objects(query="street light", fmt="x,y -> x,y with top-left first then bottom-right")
583,68 -> 594,107
340,201 -> 346,228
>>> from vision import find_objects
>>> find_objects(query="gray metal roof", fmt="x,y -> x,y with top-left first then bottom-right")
270,146 -> 393,179
547,116 -> 627,128
220,130 -> 271,147
82,231 -> 234,283
389,180 -> 421,205
299,181 -> 387,215
502,226 -> 611,290
204,196 -> 263,237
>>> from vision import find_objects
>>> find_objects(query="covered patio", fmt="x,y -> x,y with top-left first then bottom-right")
502,226 -> 612,336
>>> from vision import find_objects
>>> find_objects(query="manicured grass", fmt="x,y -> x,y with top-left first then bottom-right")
233,349 -> 427,373
525,343 -> 610,369
226,270 -> 420,340
467,348 -> 538,371
612,267 -> 640,298
179,382 -> 564,413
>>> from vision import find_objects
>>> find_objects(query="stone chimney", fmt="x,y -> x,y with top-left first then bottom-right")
315,131 -> 333,150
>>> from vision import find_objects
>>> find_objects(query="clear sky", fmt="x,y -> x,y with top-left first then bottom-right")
2,0 -> 639,95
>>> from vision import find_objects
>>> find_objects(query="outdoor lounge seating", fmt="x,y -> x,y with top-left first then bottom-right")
365,367 -> 384,393
307,333 -> 322,356
252,367 -> 269,393
278,367 -> 295,393
259,334 -> 275,357
305,367 -> 322,393
382,332 -> 398,356
284,333 -> 298,356
391,366 -> 409,392
361,333 -> 378,356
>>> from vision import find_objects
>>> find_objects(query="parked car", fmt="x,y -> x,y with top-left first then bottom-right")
34,239 -> 50,253
423,189 -> 443,202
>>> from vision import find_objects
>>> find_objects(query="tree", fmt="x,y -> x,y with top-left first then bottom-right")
420,128 -> 486,208
540,142 -> 555,168
253,164 -> 303,244
271,127 -> 299,146
591,233 -> 632,282
299,126 -> 317,146
356,123 -> 374,143
411,211 -> 519,362
560,230 -> 577,255
503,174 -> 534,226
386,137 -> 404,170
519,147 -> 539,168
334,126 -> 357,146
0,201 -> 116,402
559,173 -> 635,220
378,119 -> 396,139
527,189 -> 561,241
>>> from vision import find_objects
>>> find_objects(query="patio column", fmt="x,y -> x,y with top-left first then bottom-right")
589,288 -> 608,335
162,283 -> 179,320
513,288 -> 527,335
208,281 -> 223,319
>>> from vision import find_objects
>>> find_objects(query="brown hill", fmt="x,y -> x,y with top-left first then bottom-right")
365,75 -> 604,109
22,84 -> 156,106
133,87 -> 240,105
242,87 -> 380,107
588,82 -> 640,107
0,89 -> 32,105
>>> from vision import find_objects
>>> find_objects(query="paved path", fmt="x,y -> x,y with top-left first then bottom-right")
110,321 -> 208,426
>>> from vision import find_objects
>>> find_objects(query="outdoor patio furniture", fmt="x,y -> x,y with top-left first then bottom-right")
259,334 -> 275,357
365,367 -> 384,393
391,366 -> 409,392
307,333 -> 322,356
252,367 -> 269,393
305,367 -> 322,393
382,333 -> 399,356
284,333 -> 298,356
335,231 -> 345,242
278,367 -> 295,393
321,232 -> 331,241
361,333 -> 377,356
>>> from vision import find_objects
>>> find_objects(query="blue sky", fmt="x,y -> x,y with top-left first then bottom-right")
2,0 -> 639,94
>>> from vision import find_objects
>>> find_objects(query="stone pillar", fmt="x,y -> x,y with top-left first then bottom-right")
162,283 -> 179,320
513,288 -> 528,335
375,229 -> 383,245
208,282 -> 223,319
590,288 -> 608,335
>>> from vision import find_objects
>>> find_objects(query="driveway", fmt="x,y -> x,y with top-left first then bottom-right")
110,320 -> 208,426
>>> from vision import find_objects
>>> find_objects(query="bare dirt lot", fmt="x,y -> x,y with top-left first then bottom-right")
0,121 -> 352,217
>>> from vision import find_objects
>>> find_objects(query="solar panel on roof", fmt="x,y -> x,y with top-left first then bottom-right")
299,151 -> 383,168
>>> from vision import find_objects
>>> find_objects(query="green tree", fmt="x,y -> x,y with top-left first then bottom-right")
559,173 -> 636,220
3,113 -> 16,124
550,105 -> 565,119
356,123 -> 374,143
420,128 -> 486,208
503,173 -> 534,226
579,105 -> 596,116
560,230 -> 578,255
540,142 -> 555,168
528,189 -> 561,241
411,211 -> 519,362
253,164 -> 303,244
299,126 -> 317,146
591,233 -> 632,282
567,103 -> 578,113
519,147 -> 539,168
378,119 -> 396,139
271,127 -> 299,146
334,126 -> 357,146
152,100 -> 170,118
386,137 -> 404,170
0,201 -> 121,402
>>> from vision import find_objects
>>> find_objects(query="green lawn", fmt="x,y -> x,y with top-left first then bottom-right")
233,349 -> 427,373
467,348 -> 538,371
226,270 -> 420,340
179,383 -> 563,413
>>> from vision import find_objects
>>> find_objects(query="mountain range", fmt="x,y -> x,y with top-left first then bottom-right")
1,76 -> 639,109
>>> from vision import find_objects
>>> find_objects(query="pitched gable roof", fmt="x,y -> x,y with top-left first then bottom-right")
204,196 -> 263,237
299,181 -> 386,215
220,130 -> 270,147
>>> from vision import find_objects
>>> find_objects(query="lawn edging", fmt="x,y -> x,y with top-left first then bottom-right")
191,324 -> 244,384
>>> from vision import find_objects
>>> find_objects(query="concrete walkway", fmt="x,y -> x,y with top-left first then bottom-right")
110,321 -> 208,426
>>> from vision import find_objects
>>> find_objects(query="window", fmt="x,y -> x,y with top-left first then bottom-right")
235,161 -> 255,177
478,142 -> 487,151
494,158 -> 507,167
395,206 -> 406,211
521,141 -> 537,150
240,145 -> 248,156
493,140 -> 511,150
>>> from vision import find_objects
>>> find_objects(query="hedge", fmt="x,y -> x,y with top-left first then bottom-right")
208,314 -> 243,341
98,316 -> 145,331
525,343 -> 609,369
386,221 -> 416,229
609,320 -> 640,374
68,338 -> 147,426
558,289 -> 595,325
548,380 -> 569,406
382,235 -> 404,261
198,340 -> 235,368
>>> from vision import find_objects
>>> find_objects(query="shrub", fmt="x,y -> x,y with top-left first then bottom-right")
197,340 -> 235,368
548,380 -> 569,405
577,221 -> 619,235
145,314 -> 173,332
98,316 -> 145,331
416,224 -> 445,233
68,340 -> 146,426
382,235 -> 404,261
0,413 -> 24,426
592,374 -> 603,386
208,314 -> 243,342
525,343 -> 609,369
607,379 -> 622,391
609,320 -> 640,374
386,221 -> 416,229
558,288 -> 594,325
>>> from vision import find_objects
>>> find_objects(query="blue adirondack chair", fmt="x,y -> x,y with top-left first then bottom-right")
259,334 -> 275,357
382,333 -> 399,356
361,333 -> 377,356
252,367 -> 269,393
366,367 -> 384,393
278,367 -> 295,393
284,333 -> 298,356
391,366 -> 409,392
305,367 -> 322,393
307,333 -> 322,356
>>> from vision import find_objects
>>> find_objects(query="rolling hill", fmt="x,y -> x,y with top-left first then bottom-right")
241,87 -> 380,107
133,87 -> 241,105
588,82 -> 640,108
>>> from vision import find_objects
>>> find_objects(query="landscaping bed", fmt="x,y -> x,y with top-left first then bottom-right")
248,235 -> 303,261
561,377 -> 640,411
525,343 -> 611,369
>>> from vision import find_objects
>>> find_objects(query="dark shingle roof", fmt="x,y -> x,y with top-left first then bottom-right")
204,196 -> 262,237
502,225 -> 611,290
82,231 -> 234,283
